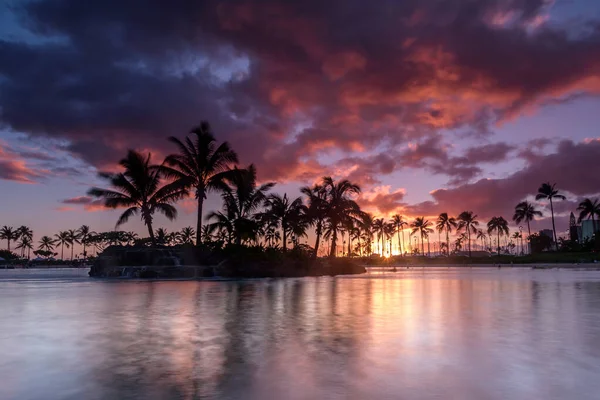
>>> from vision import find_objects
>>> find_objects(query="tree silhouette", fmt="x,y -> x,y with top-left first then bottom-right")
372,218 -> 386,256
391,215 -> 407,256
162,121 -> 238,245
38,236 -> 55,253
436,213 -> 457,257
54,231 -> 70,260
0,226 -> 18,252
320,177 -> 362,258
457,211 -> 480,257
487,216 -> 509,255
577,198 -> 600,236
89,150 -> 186,245
535,182 -> 565,251
410,217 -> 433,255
301,184 -> 328,258
263,193 -> 305,252
512,201 -> 543,246
213,165 -> 275,245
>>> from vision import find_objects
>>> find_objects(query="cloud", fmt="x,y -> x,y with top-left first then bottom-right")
358,186 -> 407,216
405,139 -> 600,223
0,144 -> 46,183
0,0 -> 598,190
60,196 -> 106,211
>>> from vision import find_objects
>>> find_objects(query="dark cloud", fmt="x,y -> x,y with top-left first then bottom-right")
0,144 -> 46,183
0,0 -> 599,188
404,139 -> 600,224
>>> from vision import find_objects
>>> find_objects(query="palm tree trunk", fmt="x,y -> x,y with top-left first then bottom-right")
282,224 -> 287,253
329,227 -> 337,258
147,223 -> 156,246
402,230 -> 406,256
550,198 -> 558,251
468,229 -> 471,257
446,228 -> 450,257
348,236 -> 352,257
196,195 -> 204,246
427,236 -> 430,257
7,240 -> 10,252
314,221 -> 322,258
71,245 -> 74,260
420,233 -> 424,255
497,231 -> 500,255
61,243 -> 64,260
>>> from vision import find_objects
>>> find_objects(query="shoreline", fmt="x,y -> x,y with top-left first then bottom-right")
364,262 -> 600,269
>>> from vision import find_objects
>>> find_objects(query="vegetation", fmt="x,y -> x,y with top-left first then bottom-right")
457,211 -> 479,257
535,182 -> 566,251
88,150 -> 187,245
2,122 -> 599,270
161,121 -> 238,245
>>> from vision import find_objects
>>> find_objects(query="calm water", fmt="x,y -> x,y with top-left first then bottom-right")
1,268 -> 600,400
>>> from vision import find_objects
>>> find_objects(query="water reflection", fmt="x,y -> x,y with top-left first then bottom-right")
1,269 -> 600,399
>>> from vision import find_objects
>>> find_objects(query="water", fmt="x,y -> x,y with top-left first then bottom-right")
1,268 -> 600,400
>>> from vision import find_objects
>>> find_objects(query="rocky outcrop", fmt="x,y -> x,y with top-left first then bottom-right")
89,246 -> 366,279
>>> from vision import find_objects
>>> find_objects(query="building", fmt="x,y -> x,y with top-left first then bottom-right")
569,212 -> 579,243
581,220 -> 596,241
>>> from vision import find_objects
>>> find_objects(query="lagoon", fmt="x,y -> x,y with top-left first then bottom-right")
1,268 -> 600,399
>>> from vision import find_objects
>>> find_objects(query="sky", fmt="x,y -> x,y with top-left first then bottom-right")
1,0 -> 600,254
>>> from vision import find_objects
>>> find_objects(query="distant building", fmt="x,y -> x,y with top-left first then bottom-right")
581,220 -> 596,241
569,212 -> 579,243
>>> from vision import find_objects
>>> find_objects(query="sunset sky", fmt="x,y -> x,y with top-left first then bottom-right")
1,0 -> 600,248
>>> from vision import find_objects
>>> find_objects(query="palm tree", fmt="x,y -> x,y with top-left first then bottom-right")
77,225 -> 93,258
16,237 -> 33,259
0,226 -> 18,252
214,165 -> 274,245
38,236 -> 55,253
162,121 -> 238,245
410,217 -> 433,255
264,226 -> 281,248
54,231 -> 70,260
320,177 -> 362,258
512,200 -> 542,246
301,184 -> 329,258
511,232 -> 521,255
263,193 -> 305,253
155,228 -> 172,246
384,222 -> 395,257
207,209 -> 236,245
577,198 -> 600,236
476,230 -> 487,253
358,213 -> 374,256
200,225 -> 212,243
436,213 -> 457,257
391,215 -> 407,256
457,211 -> 480,257
14,226 -> 32,258
66,229 -> 80,260
487,217 -> 509,255
89,150 -> 186,245
372,218 -> 386,256
535,182 -> 566,251
178,227 -> 196,245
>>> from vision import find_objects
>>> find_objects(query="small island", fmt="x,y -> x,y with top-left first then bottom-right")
88,245 -> 365,279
